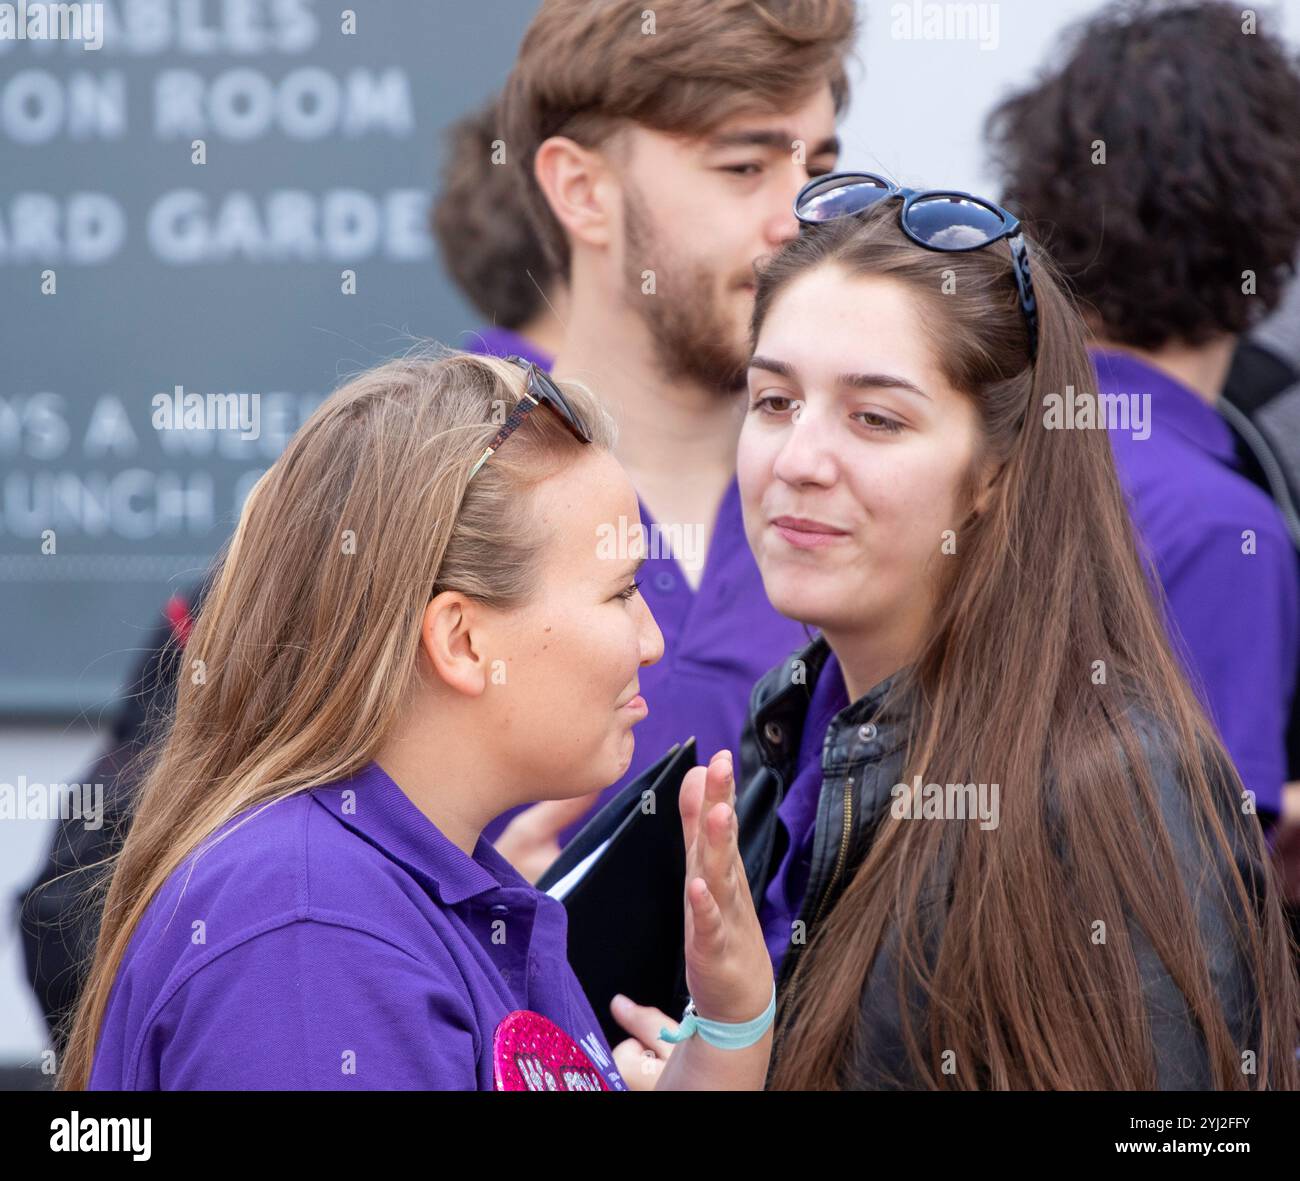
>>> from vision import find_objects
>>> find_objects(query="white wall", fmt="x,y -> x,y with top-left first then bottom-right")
838,0 -> 1300,196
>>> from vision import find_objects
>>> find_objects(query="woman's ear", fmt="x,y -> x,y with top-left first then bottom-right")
421,592 -> 489,698
971,458 -> 1004,517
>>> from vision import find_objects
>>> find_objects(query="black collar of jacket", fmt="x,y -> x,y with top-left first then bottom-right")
746,632 -> 913,780
737,632 -> 917,910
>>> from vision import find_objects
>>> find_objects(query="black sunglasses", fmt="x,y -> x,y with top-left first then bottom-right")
794,171 -> 1039,361
468,355 -> 592,478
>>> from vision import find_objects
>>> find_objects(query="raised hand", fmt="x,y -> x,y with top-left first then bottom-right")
676,749 -> 773,1025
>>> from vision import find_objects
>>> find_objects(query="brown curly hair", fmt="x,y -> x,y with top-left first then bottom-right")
986,0 -> 1300,350
430,95 -> 556,331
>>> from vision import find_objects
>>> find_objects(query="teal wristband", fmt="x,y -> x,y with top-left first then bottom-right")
657,985 -> 776,1050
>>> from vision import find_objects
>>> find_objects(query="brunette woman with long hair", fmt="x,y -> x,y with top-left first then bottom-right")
721,178 -> 1297,1089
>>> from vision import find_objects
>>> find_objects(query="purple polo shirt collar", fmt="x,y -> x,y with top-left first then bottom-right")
312,762 -> 512,905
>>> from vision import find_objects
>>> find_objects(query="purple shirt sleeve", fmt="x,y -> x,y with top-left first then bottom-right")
1158,515 -> 1299,818
135,919 -> 480,1090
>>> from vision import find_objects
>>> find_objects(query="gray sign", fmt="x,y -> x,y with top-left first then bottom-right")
1,0 -> 535,715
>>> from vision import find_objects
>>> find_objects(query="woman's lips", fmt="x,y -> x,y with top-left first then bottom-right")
619,694 -> 648,717
771,516 -> 850,549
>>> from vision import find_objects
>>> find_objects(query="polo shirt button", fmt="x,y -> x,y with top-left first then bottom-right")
857,723 -> 878,742
763,721 -> 783,744
654,570 -> 676,593
489,904 -> 509,916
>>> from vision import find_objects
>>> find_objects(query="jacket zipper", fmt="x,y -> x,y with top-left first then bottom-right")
771,773 -> 854,1073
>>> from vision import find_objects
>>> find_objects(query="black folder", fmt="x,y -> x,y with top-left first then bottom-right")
537,738 -> 698,1047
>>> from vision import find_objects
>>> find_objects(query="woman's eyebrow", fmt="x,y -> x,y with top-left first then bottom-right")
749,355 -> 797,379
749,356 -> 929,399
838,372 -> 930,399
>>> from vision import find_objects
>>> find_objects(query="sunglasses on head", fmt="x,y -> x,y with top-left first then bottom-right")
468,355 -> 592,479
793,171 -> 1039,362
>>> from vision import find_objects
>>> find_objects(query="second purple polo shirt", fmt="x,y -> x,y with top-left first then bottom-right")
1097,348 -> 1299,822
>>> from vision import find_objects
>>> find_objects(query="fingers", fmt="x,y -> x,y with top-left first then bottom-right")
495,791 -> 599,847
609,994 -> 679,1058
703,749 -> 735,812
529,790 -> 601,836
493,792 -> 600,883
611,1037 -> 666,1090
700,797 -> 734,892
686,870 -> 726,952
680,750 -> 733,859
678,765 -> 707,852
698,754 -> 738,887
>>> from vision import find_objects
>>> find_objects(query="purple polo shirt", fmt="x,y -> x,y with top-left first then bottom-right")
482,476 -> 811,846
1096,348 -> 1300,822
462,324 -> 553,370
88,761 -> 625,1090
757,648 -> 849,971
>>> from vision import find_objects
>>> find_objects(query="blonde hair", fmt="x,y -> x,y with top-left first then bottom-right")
59,347 -> 617,1088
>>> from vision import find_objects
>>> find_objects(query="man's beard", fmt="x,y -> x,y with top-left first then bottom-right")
621,185 -> 751,394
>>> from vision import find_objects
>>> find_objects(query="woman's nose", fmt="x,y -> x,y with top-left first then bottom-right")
773,411 -> 836,486
639,600 -> 666,667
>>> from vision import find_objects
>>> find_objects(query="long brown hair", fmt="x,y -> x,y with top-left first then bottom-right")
58,349 -> 616,1089
754,204 -> 1300,1089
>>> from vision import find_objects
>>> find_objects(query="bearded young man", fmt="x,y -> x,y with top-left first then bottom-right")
484,0 -> 858,859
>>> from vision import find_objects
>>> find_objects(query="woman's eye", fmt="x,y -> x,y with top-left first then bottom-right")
616,579 -> 642,601
751,394 -> 797,415
853,410 -> 904,434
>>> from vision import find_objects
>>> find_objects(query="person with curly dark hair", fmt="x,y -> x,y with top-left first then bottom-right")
430,93 -> 567,367
987,0 -> 1300,836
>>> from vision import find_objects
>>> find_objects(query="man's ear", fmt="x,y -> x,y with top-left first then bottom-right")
421,591 -> 489,698
533,134 -> 617,252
